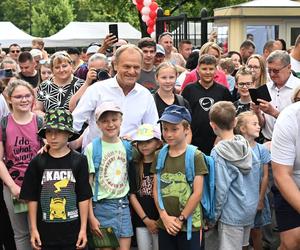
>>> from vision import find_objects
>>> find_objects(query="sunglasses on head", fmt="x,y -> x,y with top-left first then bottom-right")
158,32 -> 173,40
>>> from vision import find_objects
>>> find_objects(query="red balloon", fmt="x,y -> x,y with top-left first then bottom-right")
147,26 -> 154,34
136,0 -> 143,4
147,18 -> 155,27
137,3 -> 143,11
149,2 -> 158,11
149,10 -> 157,19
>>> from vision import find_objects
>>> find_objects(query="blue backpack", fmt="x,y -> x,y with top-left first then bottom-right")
91,137 -> 132,202
156,144 -> 215,240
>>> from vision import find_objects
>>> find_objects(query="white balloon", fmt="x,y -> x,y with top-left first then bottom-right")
143,0 -> 152,6
151,32 -> 156,39
142,14 -> 150,23
132,0 -> 137,5
141,6 -> 150,15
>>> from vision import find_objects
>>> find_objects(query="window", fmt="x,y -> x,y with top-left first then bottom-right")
246,25 -> 279,54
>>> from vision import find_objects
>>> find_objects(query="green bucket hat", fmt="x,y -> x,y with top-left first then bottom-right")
38,108 -> 80,141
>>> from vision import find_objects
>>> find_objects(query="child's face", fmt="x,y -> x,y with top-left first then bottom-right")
242,115 -> 260,139
161,121 -> 188,147
198,63 -> 216,85
236,74 -> 254,98
40,65 -> 53,81
97,112 -> 122,140
9,85 -> 34,112
156,67 -> 177,93
137,138 -> 160,157
45,129 -> 70,150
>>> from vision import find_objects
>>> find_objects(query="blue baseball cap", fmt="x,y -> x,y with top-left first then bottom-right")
158,105 -> 192,124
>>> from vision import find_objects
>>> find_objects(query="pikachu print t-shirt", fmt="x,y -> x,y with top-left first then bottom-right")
41,169 -> 77,222
86,139 -> 129,200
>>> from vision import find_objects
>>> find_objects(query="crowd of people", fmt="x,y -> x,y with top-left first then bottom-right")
0,31 -> 299,250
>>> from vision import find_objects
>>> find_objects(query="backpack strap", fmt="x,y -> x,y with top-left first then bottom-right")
92,137 -> 102,202
184,144 -> 197,240
175,94 -> 185,107
201,153 -> 215,221
36,115 -> 44,130
0,115 -> 9,146
156,144 -> 169,210
121,139 -> 132,165
35,115 -> 44,146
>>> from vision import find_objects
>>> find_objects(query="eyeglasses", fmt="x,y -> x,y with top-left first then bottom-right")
268,64 -> 289,74
11,94 -> 32,100
88,42 -> 101,47
39,59 -> 50,65
247,65 -> 260,70
51,51 -> 72,64
10,50 -> 20,53
237,82 -> 253,88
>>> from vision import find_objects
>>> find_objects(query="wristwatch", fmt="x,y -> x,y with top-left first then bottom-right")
178,214 -> 186,222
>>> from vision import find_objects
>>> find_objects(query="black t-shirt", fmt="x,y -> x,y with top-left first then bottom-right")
20,150 -> 92,247
153,92 -> 191,118
129,162 -> 159,227
19,72 -> 40,88
182,81 -> 232,155
234,99 -> 251,115
137,68 -> 158,94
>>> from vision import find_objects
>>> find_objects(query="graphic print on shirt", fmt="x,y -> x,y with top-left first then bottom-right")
40,169 -> 77,223
199,97 -> 214,111
161,171 -> 201,227
138,175 -> 154,197
8,136 -> 36,186
100,149 -> 127,196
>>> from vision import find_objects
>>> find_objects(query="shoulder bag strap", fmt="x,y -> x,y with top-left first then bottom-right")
59,77 -> 77,108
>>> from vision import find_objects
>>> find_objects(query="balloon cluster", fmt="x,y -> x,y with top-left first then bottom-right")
132,0 -> 159,37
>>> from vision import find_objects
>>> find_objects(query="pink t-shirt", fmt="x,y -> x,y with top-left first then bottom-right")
0,114 -> 41,187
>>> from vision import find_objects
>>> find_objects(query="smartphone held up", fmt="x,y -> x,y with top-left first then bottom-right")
109,24 -> 118,42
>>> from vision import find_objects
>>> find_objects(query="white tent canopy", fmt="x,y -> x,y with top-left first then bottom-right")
0,22 -> 36,48
44,22 -> 142,47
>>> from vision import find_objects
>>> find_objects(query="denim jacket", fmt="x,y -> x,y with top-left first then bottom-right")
211,135 -> 260,226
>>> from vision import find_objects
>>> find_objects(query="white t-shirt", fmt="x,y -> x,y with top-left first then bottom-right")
0,94 -> 9,119
272,101 -> 300,188
290,55 -> 300,75
262,74 -> 300,140
72,76 -> 159,150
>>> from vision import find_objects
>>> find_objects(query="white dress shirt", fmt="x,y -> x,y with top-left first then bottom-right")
72,76 -> 159,149
262,74 -> 300,140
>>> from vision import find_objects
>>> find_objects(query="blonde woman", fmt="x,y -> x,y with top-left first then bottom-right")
35,51 -> 84,113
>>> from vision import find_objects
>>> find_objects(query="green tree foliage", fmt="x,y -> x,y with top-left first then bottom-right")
0,0 -> 31,33
73,0 -> 139,28
31,0 -> 74,37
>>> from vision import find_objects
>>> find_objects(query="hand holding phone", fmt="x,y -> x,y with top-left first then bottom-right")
0,69 -> 13,79
109,24 -> 118,41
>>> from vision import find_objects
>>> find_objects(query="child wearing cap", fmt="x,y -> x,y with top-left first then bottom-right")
19,108 -> 92,249
151,104 -> 208,250
129,124 -> 162,250
86,101 -> 133,250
